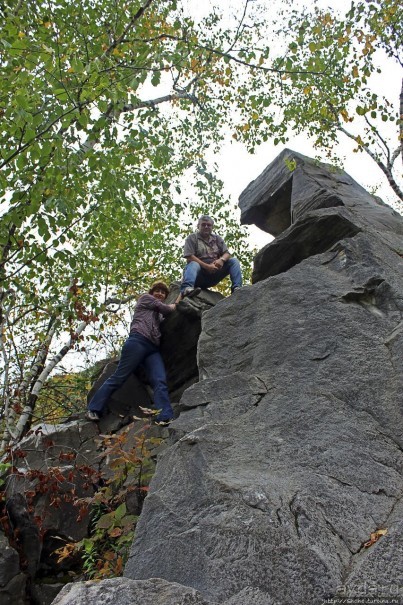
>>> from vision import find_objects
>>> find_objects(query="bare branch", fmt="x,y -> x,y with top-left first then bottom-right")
363,114 -> 391,166
227,0 -> 252,54
338,124 -> 403,202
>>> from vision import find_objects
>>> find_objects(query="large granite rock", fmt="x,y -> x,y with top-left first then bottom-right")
124,151 -> 403,604
239,149 -> 403,283
239,148 -> 403,236
51,577 -> 214,605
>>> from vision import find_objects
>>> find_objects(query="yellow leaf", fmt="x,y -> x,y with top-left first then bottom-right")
352,66 -> 359,78
364,528 -> 387,548
340,109 -> 349,123
303,86 -> 312,95
18,31 -> 25,38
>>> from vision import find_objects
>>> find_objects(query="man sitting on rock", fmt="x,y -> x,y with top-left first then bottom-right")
180,215 -> 242,298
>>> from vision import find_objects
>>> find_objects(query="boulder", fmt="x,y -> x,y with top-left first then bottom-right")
239,148 -> 403,236
124,151 -> 403,604
0,572 -> 27,605
239,150 -> 403,284
51,577 -> 214,605
0,533 -> 20,587
3,411 -> 175,605
161,285 -> 223,400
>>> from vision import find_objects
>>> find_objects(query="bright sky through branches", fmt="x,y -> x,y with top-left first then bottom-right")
183,0 -> 402,247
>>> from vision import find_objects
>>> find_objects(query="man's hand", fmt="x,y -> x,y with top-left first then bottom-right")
212,258 -> 225,270
203,263 -> 218,273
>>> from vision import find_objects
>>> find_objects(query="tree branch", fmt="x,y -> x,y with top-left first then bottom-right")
80,91 -> 198,153
101,0 -> 155,60
338,124 -> 403,202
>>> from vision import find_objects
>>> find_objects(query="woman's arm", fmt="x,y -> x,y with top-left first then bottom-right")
138,294 -> 175,315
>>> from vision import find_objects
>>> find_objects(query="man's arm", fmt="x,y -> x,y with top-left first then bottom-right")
212,251 -> 231,270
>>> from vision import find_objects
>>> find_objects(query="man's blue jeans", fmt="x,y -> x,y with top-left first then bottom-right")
181,258 -> 242,293
88,332 -> 173,420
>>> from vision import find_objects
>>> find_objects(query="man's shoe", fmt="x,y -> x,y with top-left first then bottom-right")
85,410 -> 100,421
181,287 -> 201,299
231,286 -> 241,294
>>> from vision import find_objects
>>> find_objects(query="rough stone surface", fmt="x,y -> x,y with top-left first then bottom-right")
6,420 -> 98,551
0,533 -> 20,587
125,151 -> 403,604
0,572 -> 27,605
246,153 -> 403,283
11,419 -> 99,470
51,577 -> 214,605
161,284 -> 223,400
31,582 -> 66,605
222,587 -> 281,605
239,148 -> 403,237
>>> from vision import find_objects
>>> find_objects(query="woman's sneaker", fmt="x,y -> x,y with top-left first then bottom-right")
139,406 -> 160,416
85,410 -> 100,421
154,416 -> 173,426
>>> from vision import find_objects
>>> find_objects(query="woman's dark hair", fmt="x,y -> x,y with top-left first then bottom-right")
149,281 -> 170,296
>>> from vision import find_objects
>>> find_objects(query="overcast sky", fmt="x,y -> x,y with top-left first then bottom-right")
182,0 -> 402,247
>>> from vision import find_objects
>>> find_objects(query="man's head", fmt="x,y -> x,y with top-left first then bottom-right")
149,281 -> 169,301
197,215 -> 214,238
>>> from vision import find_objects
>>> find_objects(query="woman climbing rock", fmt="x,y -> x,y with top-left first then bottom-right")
86,281 -> 176,426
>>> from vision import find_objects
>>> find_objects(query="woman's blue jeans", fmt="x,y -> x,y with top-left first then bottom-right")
88,332 -> 173,420
180,258 -> 242,293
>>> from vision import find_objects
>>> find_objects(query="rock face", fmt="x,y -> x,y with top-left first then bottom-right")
239,149 -> 403,283
124,150 -> 403,604
52,577 -> 213,605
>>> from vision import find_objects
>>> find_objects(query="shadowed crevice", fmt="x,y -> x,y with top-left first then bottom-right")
252,212 -> 361,283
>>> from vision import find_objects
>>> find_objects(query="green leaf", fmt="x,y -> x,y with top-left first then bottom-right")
114,503 -> 127,522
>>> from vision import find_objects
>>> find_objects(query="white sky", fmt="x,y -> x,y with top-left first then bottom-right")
182,0 -> 402,248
